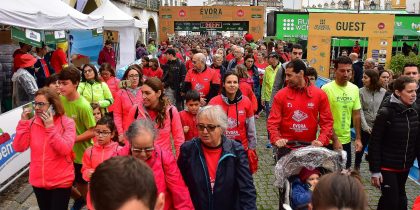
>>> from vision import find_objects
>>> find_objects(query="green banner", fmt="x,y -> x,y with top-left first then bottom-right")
394,15 -> 420,38
174,21 -> 248,32
276,13 -> 309,40
44,30 -> 67,45
11,26 -> 42,47
92,28 -> 103,37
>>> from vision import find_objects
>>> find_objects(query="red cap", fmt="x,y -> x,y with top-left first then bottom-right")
244,33 -> 253,42
15,54 -> 37,68
299,168 -> 320,183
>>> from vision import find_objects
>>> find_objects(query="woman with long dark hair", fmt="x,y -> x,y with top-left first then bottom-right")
355,69 -> 386,171
78,63 -> 113,113
99,63 -> 120,113
369,76 -> 420,210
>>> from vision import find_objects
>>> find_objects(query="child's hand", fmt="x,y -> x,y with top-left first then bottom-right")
183,126 -> 189,133
88,169 -> 94,178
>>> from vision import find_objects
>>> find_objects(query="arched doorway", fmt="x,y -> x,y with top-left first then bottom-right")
147,18 -> 157,43
134,16 -> 145,44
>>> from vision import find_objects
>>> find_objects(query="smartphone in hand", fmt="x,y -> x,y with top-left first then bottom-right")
47,105 -> 56,116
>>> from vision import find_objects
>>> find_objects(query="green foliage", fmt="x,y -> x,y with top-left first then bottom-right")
389,53 -> 420,75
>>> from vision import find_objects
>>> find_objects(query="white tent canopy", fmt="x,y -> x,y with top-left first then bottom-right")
90,0 -> 147,28
90,0 -> 146,68
0,0 -> 103,30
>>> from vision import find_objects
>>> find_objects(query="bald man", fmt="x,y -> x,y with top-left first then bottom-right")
184,53 -> 221,105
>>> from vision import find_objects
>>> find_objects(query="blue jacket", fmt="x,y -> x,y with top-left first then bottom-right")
177,136 -> 257,210
291,178 -> 311,210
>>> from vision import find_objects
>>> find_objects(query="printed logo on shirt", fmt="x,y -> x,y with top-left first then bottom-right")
287,103 -> 293,108
336,93 -> 353,103
204,78 -> 209,82
291,124 -> 308,132
227,117 -> 239,128
292,110 -> 308,122
195,83 -> 204,91
238,110 -> 245,115
307,102 -> 315,109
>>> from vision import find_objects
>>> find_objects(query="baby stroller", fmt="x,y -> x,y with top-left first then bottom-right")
274,143 -> 346,210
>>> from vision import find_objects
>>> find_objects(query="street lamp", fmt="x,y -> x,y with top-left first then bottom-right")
369,1 -> 376,10
343,0 -> 350,9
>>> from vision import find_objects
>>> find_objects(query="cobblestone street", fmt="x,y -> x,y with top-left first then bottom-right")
0,116 -> 419,210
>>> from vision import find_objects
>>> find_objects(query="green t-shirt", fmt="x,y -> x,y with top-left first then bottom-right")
61,95 -> 96,164
322,81 -> 361,144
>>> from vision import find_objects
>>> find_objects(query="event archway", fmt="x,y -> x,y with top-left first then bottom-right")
307,13 -> 395,78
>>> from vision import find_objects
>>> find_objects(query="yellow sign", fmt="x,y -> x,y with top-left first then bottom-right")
159,6 -> 265,42
307,13 -> 395,78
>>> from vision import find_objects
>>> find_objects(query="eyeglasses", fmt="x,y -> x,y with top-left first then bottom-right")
131,146 -> 155,154
196,124 -> 221,132
128,74 -> 139,79
84,69 -> 94,74
292,52 -> 303,55
95,130 -> 112,137
33,102 -> 50,108
246,60 -> 254,63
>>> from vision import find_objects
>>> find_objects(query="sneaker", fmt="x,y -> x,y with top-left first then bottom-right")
266,143 -> 272,148
71,198 -> 86,210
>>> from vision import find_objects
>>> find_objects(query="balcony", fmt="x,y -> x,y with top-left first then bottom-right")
125,0 -> 160,11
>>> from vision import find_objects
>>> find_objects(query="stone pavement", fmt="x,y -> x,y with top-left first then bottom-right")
0,116 -> 419,210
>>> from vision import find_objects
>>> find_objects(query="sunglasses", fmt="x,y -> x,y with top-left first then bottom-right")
196,124 -> 221,132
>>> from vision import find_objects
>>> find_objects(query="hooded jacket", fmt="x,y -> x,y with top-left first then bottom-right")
130,104 -> 185,158
369,94 -> 420,172
162,58 -> 187,100
82,141 -> 125,210
77,81 -> 114,109
267,84 -> 333,146
208,90 -> 257,150
12,68 -> 38,108
13,115 -> 76,189
177,137 -> 257,210
146,145 -> 195,210
98,46 -> 116,68
113,88 -> 143,135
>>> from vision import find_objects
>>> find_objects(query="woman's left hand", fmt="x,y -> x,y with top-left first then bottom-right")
40,110 -> 54,128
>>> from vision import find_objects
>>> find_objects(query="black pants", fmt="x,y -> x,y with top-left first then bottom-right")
355,130 -> 370,168
327,142 -> 351,169
377,170 -> 409,210
33,186 -> 71,210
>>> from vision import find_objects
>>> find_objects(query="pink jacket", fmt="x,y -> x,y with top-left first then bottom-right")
105,76 -> 120,113
130,104 -> 185,157
82,141 -> 125,210
145,146 -> 194,210
13,116 -> 76,189
113,88 -> 143,135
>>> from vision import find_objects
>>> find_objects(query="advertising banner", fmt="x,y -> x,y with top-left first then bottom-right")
0,106 -> 30,186
276,13 -> 309,40
159,6 -> 265,41
307,13 -> 394,78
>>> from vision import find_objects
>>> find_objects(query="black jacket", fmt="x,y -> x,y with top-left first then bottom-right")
177,136 -> 257,210
369,94 -> 420,172
162,58 -> 186,98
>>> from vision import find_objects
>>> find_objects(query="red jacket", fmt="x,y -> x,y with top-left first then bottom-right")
145,146 -> 194,210
113,88 -> 143,135
209,91 -> 257,150
239,80 -> 258,113
50,49 -> 67,73
82,141 -> 125,210
104,76 -> 120,113
130,105 -> 185,158
143,67 -> 164,80
98,47 -> 116,69
179,110 -> 199,141
13,116 -> 76,189
267,85 -> 333,146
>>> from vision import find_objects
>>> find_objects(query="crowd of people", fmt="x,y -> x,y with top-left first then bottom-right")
8,33 -> 420,210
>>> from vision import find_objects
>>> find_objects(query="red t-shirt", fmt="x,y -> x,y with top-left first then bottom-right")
50,49 -> 67,73
201,144 -> 222,193
179,110 -> 199,141
185,67 -> 221,97
255,61 -> 268,85
143,67 -> 163,80
185,60 -> 194,71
